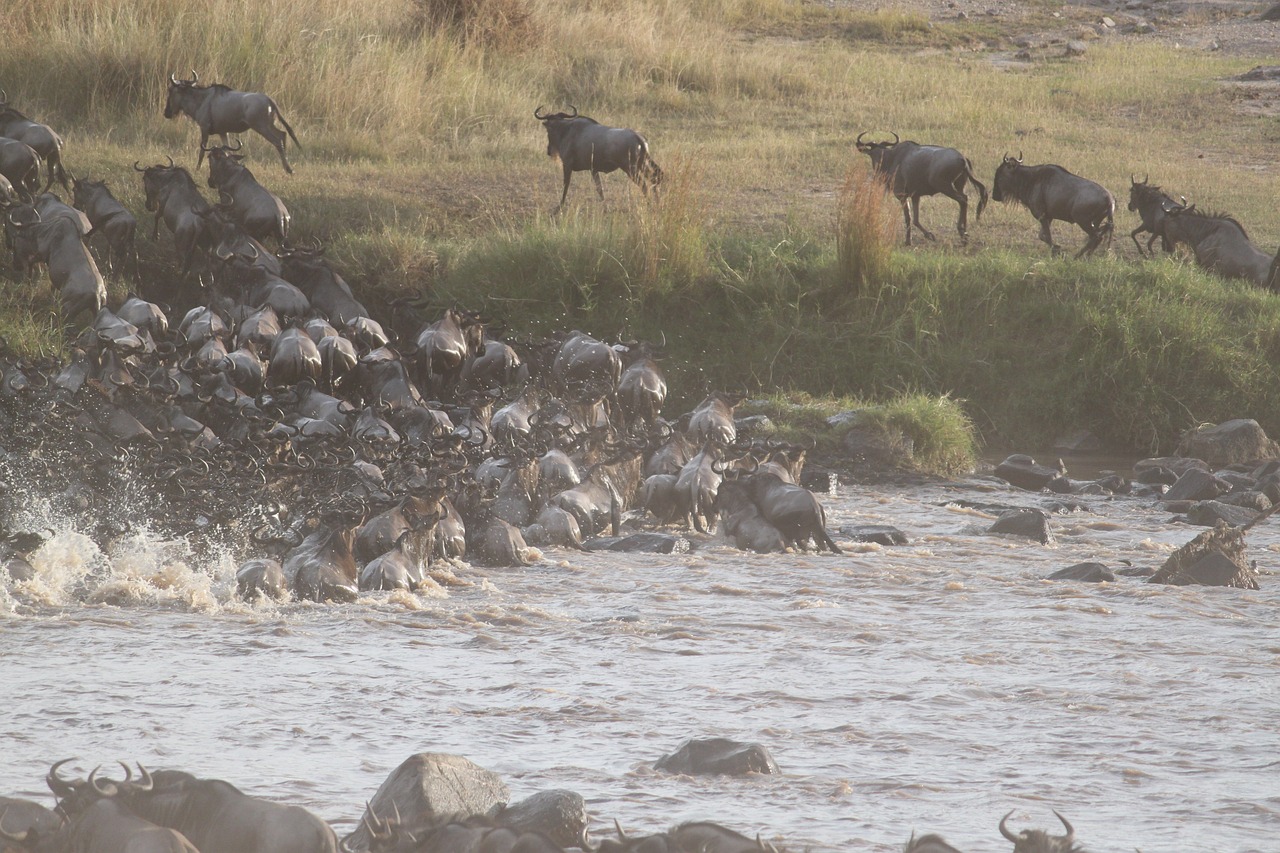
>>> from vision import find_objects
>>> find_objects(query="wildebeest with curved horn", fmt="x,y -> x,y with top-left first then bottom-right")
534,105 -> 662,212
7,207 -> 106,323
855,131 -> 988,245
0,95 -> 68,193
204,141 -> 290,243
1126,174 -> 1185,257
991,153 -> 1114,258
998,810 -> 1082,853
164,71 -> 301,174
134,157 -> 213,277
1161,205 -> 1278,289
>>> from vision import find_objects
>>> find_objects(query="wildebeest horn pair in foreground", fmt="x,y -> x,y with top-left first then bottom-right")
855,130 -> 988,245
992,152 -> 1115,259
535,105 -> 662,212
164,70 -> 302,174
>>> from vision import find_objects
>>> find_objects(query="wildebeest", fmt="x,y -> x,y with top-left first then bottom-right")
534,106 -> 662,212
134,158 -> 213,276
1161,206 -> 1277,288
855,131 -> 988,245
278,244 -> 370,326
205,142 -> 290,243
33,193 -> 90,237
1,797 -> 200,853
71,177 -> 139,277
7,209 -> 106,323
0,797 -> 62,853
550,330 -> 621,405
686,392 -> 743,446
991,153 -> 1114,258
286,525 -> 360,602
902,832 -> 964,853
616,337 -> 667,426
412,308 -> 486,401
714,476 -> 786,553
0,98 -> 68,192
997,811 -> 1081,853
49,763 -> 340,853
1126,175 -> 1185,256
595,821 -> 779,853
164,71 -> 301,173
738,468 -> 840,552
0,137 -> 42,202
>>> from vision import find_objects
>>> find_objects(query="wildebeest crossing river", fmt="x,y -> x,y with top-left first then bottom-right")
2,467 -> 1276,853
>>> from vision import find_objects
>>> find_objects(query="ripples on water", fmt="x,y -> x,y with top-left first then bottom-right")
2,474 -> 1278,852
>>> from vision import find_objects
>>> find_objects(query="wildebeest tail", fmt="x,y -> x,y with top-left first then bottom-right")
270,97 -> 302,150
965,157 -> 988,220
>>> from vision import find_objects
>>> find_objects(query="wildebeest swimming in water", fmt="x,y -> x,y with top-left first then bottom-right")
855,131 -> 988,245
991,153 -> 1114,259
164,70 -> 301,174
998,810 -> 1083,853
1160,205 -> 1279,289
534,106 -> 662,212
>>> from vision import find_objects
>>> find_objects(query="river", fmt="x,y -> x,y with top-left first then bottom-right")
2,470 -> 1277,853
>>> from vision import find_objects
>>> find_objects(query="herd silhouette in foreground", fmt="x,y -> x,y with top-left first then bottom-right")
0,760 -> 1090,853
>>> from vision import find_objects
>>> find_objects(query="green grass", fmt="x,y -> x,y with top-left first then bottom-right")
2,0 -> 1279,468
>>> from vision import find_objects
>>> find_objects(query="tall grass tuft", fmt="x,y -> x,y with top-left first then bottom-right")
408,0 -> 545,51
626,153 -> 710,299
835,162 -> 897,297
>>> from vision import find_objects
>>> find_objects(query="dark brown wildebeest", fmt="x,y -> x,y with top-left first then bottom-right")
0,96 -> 68,193
411,308 -> 485,401
998,810 -> 1083,853
1126,175 -> 1185,257
617,336 -> 667,427
0,137 -> 42,202
134,158 -> 213,277
164,71 -> 301,173
278,244 -> 369,326
535,105 -> 662,212
7,208 -> 106,323
855,131 -> 988,245
71,177 -> 139,277
991,153 -> 1114,258
1161,206 -> 1277,289
204,141 -> 290,243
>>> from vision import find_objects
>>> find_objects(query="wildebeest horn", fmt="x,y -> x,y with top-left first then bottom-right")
165,155 -> 175,168
88,766 -> 118,797
890,131 -> 899,144
47,758 -> 80,799
567,104 -> 578,118
998,811 -> 1021,843
657,329 -> 666,349
0,809 -> 29,844
1016,150 -> 1023,162
534,105 -> 549,120
170,72 -> 178,85
855,130 -> 870,149
0,89 -> 7,103
133,160 -> 147,172
189,69 -> 199,83
1052,810 -> 1074,843
132,764 -> 153,792
227,138 -> 243,151
613,819 -> 628,841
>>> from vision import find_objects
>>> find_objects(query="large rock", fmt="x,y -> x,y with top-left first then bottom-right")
1048,562 -> 1115,583
987,508 -> 1055,545
1134,456 -> 1208,479
497,790 -> 590,849
348,754 -> 509,850
1163,469 -> 1229,502
1149,523 -> 1259,589
993,454 -> 1066,492
1185,500 -> 1260,528
841,425 -> 914,471
1176,419 -> 1280,467
654,737 -> 778,776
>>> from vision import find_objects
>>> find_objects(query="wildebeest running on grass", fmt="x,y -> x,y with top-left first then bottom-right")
1161,205 -> 1279,289
1126,174 -> 1186,257
855,131 -> 988,245
534,105 -> 662,212
164,71 -> 301,174
992,153 -> 1114,258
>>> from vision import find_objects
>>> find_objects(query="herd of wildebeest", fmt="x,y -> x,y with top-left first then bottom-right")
0,758 -> 1090,853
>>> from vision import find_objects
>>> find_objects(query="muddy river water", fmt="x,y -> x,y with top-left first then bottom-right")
2,470 -> 1277,852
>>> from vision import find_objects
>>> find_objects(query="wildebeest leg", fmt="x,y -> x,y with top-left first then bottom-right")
910,196 -> 937,243
152,213 -> 162,241
1130,225 -> 1149,257
196,130 -> 211,170
1075,225 -> 1104,259
947,188 -> 969,244
899,198 -> 912,245
592,171 -> 606,203
1037,217 -> 1061,256
556,164 -> 573,212
262,127 -> 293,174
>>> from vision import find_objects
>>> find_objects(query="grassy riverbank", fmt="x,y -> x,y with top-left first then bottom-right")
3,0 -> 1279,463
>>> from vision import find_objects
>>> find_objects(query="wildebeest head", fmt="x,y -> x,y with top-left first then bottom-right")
164,70 -> 200,119
854,130 -> 901,172
203,139 -> 245,188
998,810 -> 1080,853
132,157 -> 186,212
534,104 -> 580,158
70,176 -> 108,210
990,152 -> 1024,203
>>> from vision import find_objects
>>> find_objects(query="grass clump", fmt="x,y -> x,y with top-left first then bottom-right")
835,163 -> 897,297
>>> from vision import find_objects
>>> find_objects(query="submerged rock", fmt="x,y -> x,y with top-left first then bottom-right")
839,524 -> 908,546
584,532 -> 690,553
1048,562 -> 1115,583
987,508 -> 1054,544
655,737 -> 778,776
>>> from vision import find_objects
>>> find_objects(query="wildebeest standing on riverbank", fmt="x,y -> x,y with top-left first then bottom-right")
534,106 -> 662,212
855,131 -> 988,245
991,153 -> 1114,258
1161,205 -> 1278,289
164,71 -> 301,174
